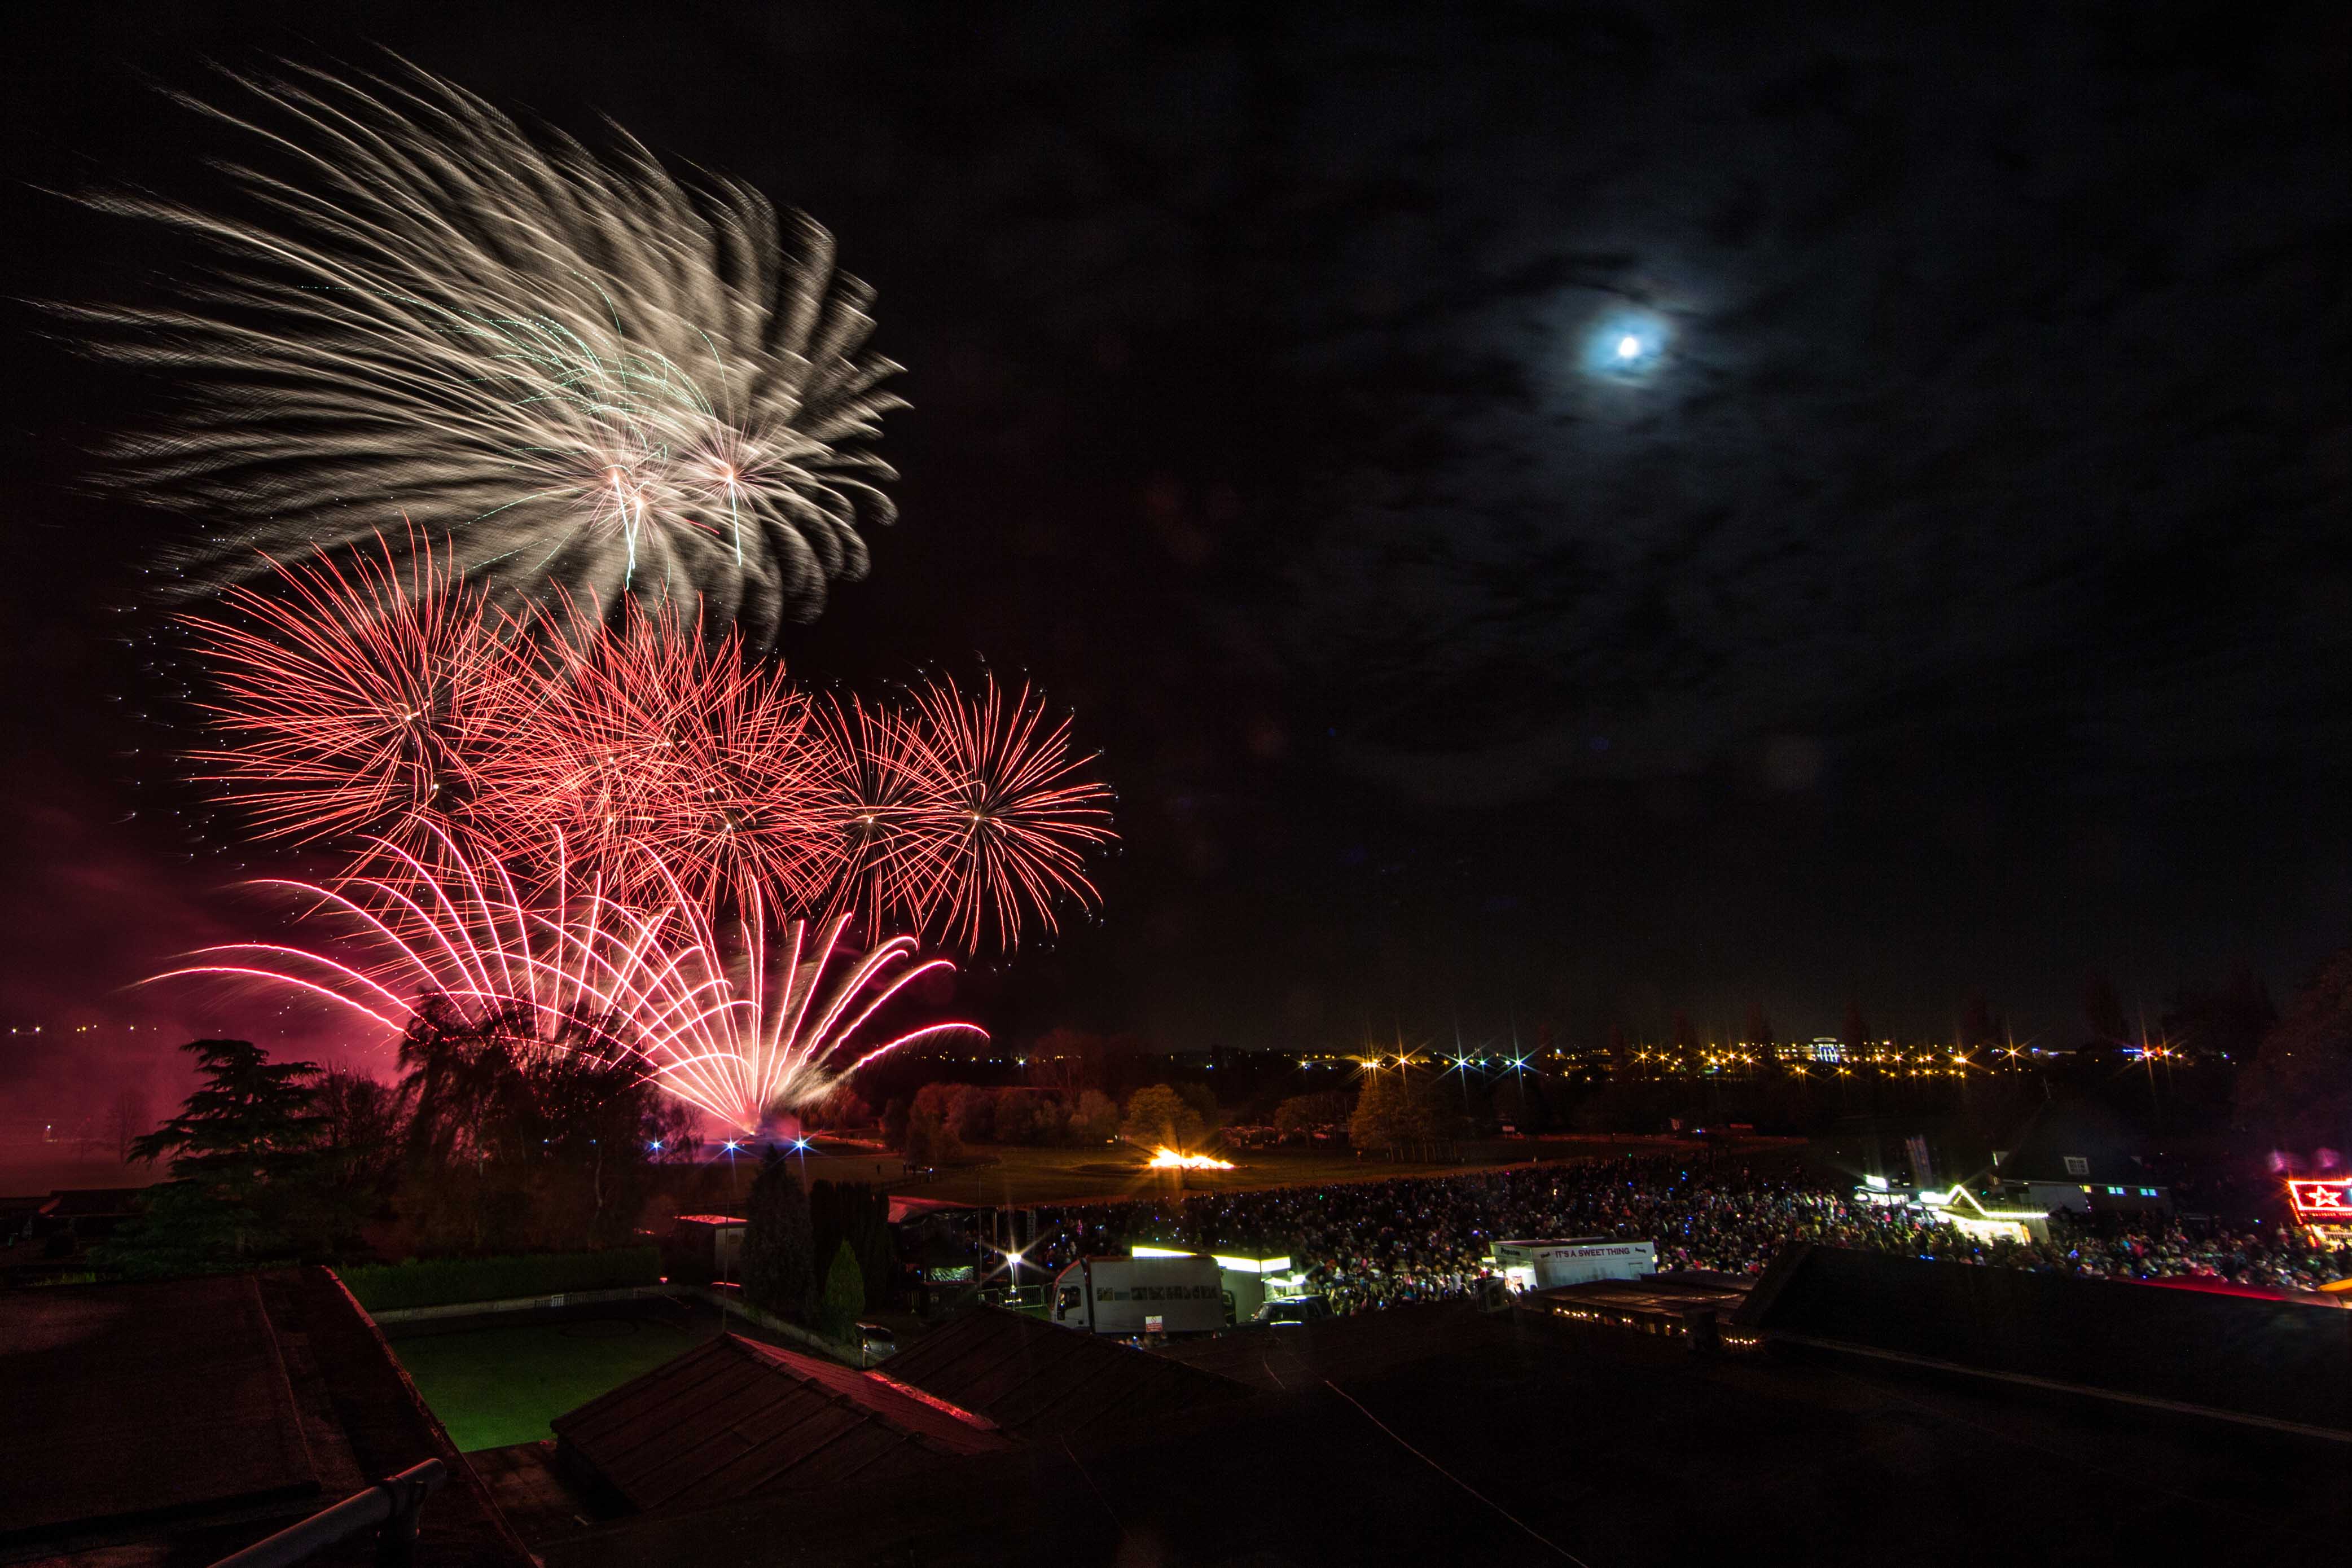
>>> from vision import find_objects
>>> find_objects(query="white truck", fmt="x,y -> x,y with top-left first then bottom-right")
1050,1254 -> 1226,1336
1492,1237 -> 1657,1292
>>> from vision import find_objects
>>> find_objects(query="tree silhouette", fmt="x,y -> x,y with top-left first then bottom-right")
2083,972 -> 2131,1046
743,1147 -> 814,1319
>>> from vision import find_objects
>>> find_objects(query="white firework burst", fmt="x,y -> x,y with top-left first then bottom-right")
72,58 -> 905,645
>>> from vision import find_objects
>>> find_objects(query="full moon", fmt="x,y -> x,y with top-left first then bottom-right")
1581,307 -> 1671,380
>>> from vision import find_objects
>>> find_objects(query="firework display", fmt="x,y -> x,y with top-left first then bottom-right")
183,552 -> 1113,950
122,62 -> 1114,1130
75,61 -> 903,645
152,829 -> 982,1131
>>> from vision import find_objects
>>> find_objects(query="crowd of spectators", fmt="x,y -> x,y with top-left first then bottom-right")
1012,1155 -> 2351,1315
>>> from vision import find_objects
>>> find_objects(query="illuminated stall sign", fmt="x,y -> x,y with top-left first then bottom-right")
2287,1178 -> 2352,1225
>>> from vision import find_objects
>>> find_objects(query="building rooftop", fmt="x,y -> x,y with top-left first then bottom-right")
0,1267 -> 531,1567
882,1305 -> 1253,1440
550,1333 -> 1013,1514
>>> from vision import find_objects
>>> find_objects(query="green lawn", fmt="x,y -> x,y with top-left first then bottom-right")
390,1314 -> 705,1451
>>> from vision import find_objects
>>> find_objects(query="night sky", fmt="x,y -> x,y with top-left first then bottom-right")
3,3 -> 2347,1114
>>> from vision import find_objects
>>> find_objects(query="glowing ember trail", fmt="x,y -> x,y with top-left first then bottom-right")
1144,1148 -> 1235,1171
144,827 -> 983,1131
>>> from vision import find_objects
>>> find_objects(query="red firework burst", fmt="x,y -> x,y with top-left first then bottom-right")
182,535 -> 514,855
887,674 -> 1116,951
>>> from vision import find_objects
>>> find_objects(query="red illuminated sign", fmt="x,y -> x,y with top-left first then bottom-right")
2287,1179 -> 2352,1222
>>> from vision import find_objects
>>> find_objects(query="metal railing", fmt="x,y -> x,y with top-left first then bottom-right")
210,1460 -> 446,1568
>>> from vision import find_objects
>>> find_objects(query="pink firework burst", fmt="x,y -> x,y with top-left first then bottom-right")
147,827 -> 983,1131
182,536 -> 514,855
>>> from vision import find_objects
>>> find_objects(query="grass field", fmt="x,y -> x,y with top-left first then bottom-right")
788,1134 -> 1750,1209
389,1311 -> 707,1452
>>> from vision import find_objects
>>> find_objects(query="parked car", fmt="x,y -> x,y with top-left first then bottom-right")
1248,1295 -> 1332,1327
855,1320 -> 899,1361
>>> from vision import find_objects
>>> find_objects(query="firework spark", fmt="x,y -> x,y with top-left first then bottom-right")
73,60 -> 903,644
147,828 -> 981,1131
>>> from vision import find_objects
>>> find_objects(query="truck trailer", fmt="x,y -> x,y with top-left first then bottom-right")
1492,1237 -> 1657,1292
1050,1254 -> 1226,1336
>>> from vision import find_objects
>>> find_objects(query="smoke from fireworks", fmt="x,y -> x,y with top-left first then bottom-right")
73,60 -> 904,645
148,828 -> 982,1131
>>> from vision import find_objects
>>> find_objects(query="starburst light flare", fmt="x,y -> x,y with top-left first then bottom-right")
145,828 -> 983,1132
73,59 -> 905,644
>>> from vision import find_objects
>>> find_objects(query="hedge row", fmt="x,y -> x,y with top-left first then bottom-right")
338,1247 -> 662,1313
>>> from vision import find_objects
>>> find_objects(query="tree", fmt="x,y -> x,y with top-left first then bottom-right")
1349,1071 -> 1400,1151
1074,1089 -> 1120,1143
1174,1081 -> 1220,1131
2237,950 -> 2352,1155
105,1088 -> 152,1163
2164,962 -> 2276,1061
810,1180 -> 895,1310
818,1241 -> 865,1341
1121,1084 -> 1206,1150
802,1086 -> 872,1132
1349,1069 -> 1440,1155
300,1069 -> 415,1250
880,1097 -> 909,1148
903,1101 -> 963,1166
393,997 -> 675,1253
946,1084 -> 995,1144
1274,1091 -> 1352,1141
2083,972 -> 2131,1047
1958,991 -> 2001,1051
742,1147 -> 814,1319
103,1039 -> 324,1276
